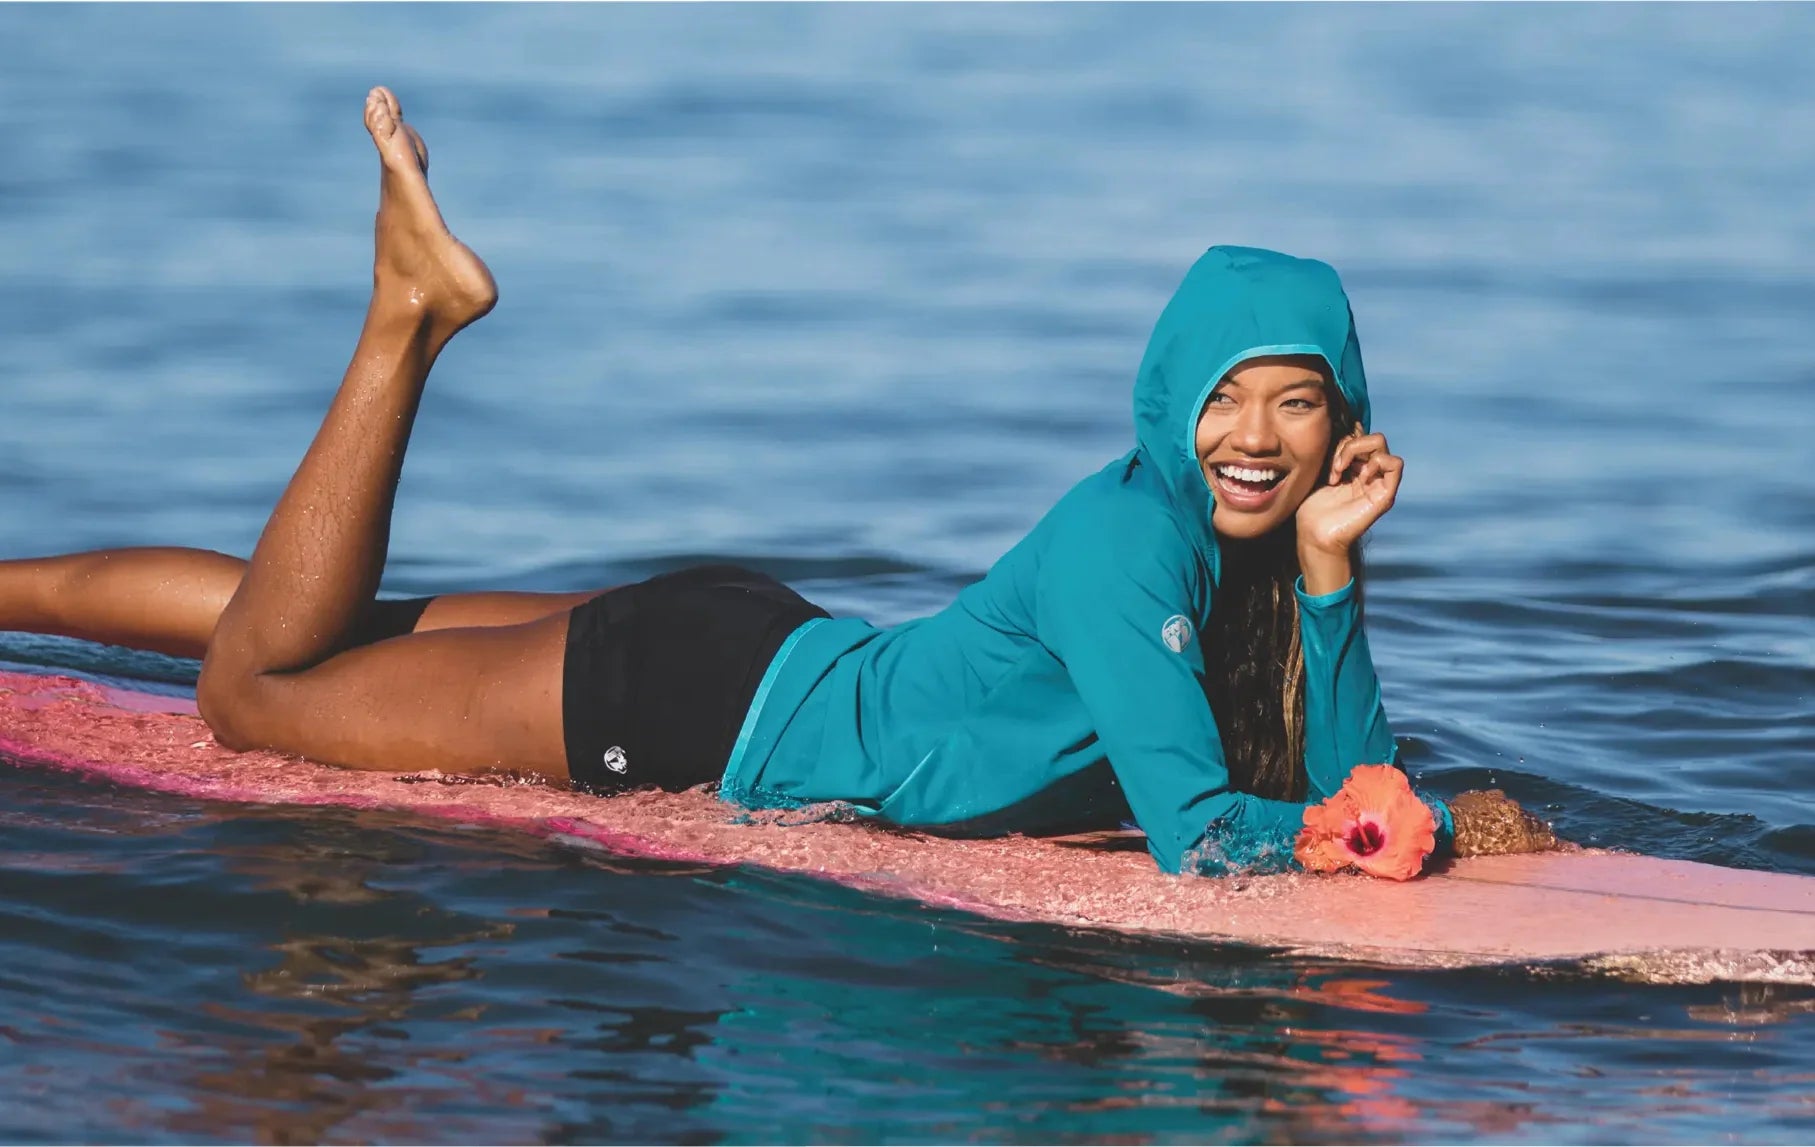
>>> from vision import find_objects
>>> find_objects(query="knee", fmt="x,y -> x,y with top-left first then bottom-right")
196,657 -> 259,753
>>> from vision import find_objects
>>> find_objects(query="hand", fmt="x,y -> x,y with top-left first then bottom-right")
1295,432 -> 1404,558
1448,790 -> 1563,857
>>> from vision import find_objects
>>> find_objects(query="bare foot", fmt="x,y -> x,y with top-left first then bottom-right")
363,86 -> 497,335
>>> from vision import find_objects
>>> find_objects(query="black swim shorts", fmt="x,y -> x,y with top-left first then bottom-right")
559,564 -> 829,795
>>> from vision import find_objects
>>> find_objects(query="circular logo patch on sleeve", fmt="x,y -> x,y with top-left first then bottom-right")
1161,614 -> 1194,653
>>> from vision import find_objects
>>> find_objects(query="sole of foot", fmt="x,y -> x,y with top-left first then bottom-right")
363,85 -> 498,334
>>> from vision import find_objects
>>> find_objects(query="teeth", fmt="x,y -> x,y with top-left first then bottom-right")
1215,464 -> 1282,483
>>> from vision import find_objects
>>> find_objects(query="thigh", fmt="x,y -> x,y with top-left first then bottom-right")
213,610 -> 573,783
350,588 -> 613,642
413,589 -> 608,632
353,589 -> 611,645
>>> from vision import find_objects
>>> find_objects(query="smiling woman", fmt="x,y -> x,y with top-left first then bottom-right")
0,92 -> 1544,878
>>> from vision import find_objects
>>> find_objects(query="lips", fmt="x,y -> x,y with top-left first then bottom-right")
1209,461 -> 1286,510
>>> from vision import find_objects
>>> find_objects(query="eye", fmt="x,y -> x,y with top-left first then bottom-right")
1204,391 -> 1235,407
1282,395 -> 1324,411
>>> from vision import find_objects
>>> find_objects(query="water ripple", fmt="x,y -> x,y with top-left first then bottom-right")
3,4 -> 1814,1141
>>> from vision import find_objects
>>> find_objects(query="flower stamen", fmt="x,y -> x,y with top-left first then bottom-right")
1346,818 -> 1385,857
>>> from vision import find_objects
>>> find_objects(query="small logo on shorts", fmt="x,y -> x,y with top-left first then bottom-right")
602,746 -> 629,775
1161,614 -> 1194,654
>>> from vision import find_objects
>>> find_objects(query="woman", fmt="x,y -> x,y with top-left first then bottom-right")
0,89 -> 1547,874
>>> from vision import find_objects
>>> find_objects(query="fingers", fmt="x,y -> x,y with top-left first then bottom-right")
1328,432 -> 1404,508
1365,449 -> 1404,508
1328,431 -> 1389,484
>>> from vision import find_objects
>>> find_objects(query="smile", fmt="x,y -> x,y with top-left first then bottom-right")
1210,462 -> 1287,510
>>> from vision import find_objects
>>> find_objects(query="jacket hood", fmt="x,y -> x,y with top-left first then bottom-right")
1131,245 -> 1370,574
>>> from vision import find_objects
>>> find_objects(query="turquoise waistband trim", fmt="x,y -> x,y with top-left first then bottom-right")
722,616 -> 828,788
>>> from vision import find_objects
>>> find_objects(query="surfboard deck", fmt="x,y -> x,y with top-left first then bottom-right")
2,666 -> 1811,983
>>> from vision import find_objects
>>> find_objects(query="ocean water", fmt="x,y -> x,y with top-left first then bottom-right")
2,4 -> 1813,1142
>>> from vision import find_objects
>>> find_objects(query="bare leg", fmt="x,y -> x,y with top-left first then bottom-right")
0,548 -> 246,658
196,88 -> 572,781
0,546 -> 607,659
206,85 -> 497,681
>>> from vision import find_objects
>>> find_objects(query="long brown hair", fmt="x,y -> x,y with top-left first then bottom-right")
1199,383 -> 1364,801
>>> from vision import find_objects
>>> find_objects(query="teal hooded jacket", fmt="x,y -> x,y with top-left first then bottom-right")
720,246 -> 1450,874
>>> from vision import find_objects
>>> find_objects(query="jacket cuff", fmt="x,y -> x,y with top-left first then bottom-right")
1294,575 -> 1356,609
1418,791 -> 1455,864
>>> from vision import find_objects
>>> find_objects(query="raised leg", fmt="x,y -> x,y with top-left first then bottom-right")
0,546 -> 607,659
195,88 -> 573,781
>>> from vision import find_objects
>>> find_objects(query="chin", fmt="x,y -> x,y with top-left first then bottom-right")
1210,510 -> 1290,541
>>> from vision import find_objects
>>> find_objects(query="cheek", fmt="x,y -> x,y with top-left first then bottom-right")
1287,420 -> 1334,471
1282,424 -> 1333,502
1281,463 -> 1323,512
1193,417 -> 1217,459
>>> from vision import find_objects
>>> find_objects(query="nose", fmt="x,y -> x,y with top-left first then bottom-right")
1227,400 -> 1281,456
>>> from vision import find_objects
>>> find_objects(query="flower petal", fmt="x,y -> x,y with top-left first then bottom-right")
1296,790 -> 1365,871
1297,765 -> 1437,881
1294,828 -> 1353,873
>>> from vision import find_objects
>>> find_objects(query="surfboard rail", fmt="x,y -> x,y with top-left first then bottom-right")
3,667 -> 1811,983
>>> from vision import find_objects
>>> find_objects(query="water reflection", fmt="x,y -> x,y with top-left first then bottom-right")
1010,939 -> 1446,1139
1686,983 -> 1815,1027
143,814 -> 746,1143
993,930 -> 1808,1142
135,817 -> 525,1142
169,935 -> 510,1143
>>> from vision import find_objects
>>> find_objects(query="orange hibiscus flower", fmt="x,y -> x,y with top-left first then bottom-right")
1294,765 -> 1436,881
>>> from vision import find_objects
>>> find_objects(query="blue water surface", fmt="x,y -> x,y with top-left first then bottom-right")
2,5 -> 1813,1142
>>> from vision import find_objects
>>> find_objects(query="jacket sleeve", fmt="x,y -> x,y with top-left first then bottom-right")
1296,577 -> 1398,800
1298,577 -> 1455,853
1034,510 -> 1307,875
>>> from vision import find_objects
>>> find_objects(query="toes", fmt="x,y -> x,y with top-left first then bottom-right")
375,85 -> 402,123
364,86 -> 427,172
364,87 -> 396,141
404,124 -> 430,174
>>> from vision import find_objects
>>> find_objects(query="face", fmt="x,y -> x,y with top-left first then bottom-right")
1194,356 -> 1335,539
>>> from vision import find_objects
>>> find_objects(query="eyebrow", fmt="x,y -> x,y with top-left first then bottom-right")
1216,377 -> 1327,393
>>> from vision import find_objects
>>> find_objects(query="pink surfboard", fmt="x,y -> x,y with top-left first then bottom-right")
2,667 -> 1811,984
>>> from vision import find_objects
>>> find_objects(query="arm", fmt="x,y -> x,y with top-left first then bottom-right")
1296,431 -> 1460,855
1295,430 -> 1403,801
1036,511 -> 1307,875
1297,575 -> 1459,856
1297,577 -> 1396,800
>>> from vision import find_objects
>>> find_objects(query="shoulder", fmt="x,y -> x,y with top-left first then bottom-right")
1048,456 -> 1199,559
1039,458 -> 1208,604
